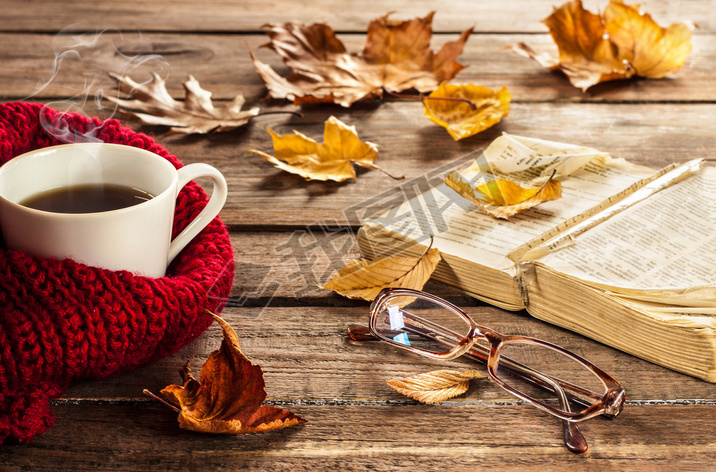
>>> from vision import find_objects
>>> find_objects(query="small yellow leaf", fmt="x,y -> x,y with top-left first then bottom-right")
320,246 -> 441,301
386,369 -> 485,404
423,83 -> 511,140
444,170 -> 562,219
248,116 -> 401,182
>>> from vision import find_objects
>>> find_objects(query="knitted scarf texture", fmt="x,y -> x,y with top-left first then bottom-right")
0,102 -> 235,444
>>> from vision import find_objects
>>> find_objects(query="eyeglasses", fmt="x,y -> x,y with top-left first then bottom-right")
347,288 -> 625,453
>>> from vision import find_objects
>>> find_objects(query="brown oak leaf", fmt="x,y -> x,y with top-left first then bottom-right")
251,12 -> 473,107
159,312 -> 306,434
108,73 -> 259,134
512,0 -> 692,90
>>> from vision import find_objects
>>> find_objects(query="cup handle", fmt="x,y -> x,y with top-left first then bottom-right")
167,163 -> 228,264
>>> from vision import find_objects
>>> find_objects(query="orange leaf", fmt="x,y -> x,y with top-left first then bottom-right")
603,0 -> 693,79
160,312 -> 306,434
386,369 -> 485,404
512,0 -> 692,90
423,83 -> 511,140
251,12 -> 472,107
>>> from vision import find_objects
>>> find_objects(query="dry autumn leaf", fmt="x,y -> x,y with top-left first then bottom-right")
512,0 -> 692,90
248,115 -> 402,182
444,169 -> 562,219
386,369 -> 485,404
251,12 -> 473,107
320,243 -> 441,301
423,83 -> 511,140
157,312 -> 306,434
603,0 -> 693,79
107,72 -> 259,134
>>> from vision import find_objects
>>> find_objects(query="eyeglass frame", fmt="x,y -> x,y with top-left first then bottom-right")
361,287 -> 626,423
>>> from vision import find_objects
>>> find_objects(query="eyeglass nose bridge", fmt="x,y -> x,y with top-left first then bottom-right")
446,325 -> 502,360
465,323 -> 503,347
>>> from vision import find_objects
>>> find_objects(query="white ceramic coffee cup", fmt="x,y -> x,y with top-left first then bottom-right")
0,143 -> 228,277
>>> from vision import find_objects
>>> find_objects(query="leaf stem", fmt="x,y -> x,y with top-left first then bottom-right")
383,89 -> 477,110
143,389 -> 180,412
360,161 -> 405,180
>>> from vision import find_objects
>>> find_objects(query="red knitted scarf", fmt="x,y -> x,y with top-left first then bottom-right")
0,102 -> 235,444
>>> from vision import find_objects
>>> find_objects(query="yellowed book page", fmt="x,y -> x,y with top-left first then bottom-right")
534,166 -> 716,307
369,134 -> 655,272
514,159 -> 699,261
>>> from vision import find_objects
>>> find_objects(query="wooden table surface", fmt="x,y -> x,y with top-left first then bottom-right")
2,0 -> 716,470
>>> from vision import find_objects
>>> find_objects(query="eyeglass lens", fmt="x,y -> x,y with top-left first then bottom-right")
494,340 -> 608,414
373,295 -> 473,354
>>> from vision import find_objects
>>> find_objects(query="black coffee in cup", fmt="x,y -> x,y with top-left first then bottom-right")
20,183 -> 154,214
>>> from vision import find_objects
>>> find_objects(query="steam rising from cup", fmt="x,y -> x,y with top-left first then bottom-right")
26,27 -> 169,143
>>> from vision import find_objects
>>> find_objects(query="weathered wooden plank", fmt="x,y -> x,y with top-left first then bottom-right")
226,229 -> 469,301
2,0 -> 710,34
0,32 -> 710,102
63,306 -> 716,403
196,229 -> 490,301
168,101 -> 716,227
4,99 -> 714,227
3,1 -> 714,469
3,402 -> 715,471
228,229 -> 363,301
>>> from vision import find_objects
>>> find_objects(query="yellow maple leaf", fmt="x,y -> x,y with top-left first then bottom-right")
248,116 -> 402,182
512,0 -> 692,90
422,83 -> 511,140
444,170 -> 562,219
320,245 -> 441,301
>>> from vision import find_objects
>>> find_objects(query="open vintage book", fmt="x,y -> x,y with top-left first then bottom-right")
358,134 -> 716,382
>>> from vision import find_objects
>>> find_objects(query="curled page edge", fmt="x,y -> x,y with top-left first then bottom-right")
609,289 -> 716,311
484,133 -> 611,180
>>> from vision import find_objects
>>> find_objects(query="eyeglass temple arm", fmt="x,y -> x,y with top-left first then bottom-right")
555,379 -> 589,453
462,345 -> 598,409
470,343 -> 588,452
